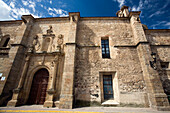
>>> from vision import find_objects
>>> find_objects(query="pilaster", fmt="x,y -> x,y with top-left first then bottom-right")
6,15 -> 34,107
59,12 -> 80,109
44,56 -> 58,107
7,55 -> 30,106
130,12 -> 170,110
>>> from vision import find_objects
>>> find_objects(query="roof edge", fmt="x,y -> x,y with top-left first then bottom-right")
145,29 -> 170,32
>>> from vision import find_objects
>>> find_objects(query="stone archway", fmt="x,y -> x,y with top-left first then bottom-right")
27,68 -> 49,105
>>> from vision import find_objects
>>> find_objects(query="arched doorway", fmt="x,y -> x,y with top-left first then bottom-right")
27,68 -> 49,105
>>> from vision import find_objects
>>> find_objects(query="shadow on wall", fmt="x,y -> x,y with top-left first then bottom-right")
0,28 -> 2,36
155,48 -> 170,103
0,90 -> 13,106
76,23 -> 96,45
74,23 -> 101,107
0,23 -> 44,107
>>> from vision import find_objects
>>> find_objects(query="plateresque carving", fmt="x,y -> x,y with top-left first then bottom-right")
57,34 -> 64,46
28,35 -> 40,52
47,25 -> 53,35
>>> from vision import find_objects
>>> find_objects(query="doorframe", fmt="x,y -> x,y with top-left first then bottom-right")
99,71 -> 120,103
23,65 -> 51,105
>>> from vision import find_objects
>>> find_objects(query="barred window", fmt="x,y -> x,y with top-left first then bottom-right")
101,39 -> 110,58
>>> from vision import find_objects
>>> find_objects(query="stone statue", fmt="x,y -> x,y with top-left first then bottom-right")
47,25 -> 53,35
57,34 -> 63,46
116,10 -> 124,17
28,35 -> 40,53
56,34 -> 64,52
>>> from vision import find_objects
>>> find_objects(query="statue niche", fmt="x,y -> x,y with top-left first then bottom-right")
41,25 -> 55,52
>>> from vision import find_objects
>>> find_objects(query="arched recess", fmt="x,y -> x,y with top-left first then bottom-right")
21,65 -> 51,105
27,68 -> 49,105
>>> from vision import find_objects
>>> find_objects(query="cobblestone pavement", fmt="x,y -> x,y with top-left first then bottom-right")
0,105 -> 170,113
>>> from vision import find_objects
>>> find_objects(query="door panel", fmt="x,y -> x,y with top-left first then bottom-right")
27,69 -> 49,105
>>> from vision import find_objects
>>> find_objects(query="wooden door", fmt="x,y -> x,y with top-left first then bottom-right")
27,69 -> 49,105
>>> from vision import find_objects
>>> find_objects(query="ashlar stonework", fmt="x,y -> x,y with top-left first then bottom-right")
0,6 -> 169,111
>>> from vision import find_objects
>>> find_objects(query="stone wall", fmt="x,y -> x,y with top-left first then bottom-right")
0,21 -> 24,105
74,19 -> 146,105
146,30 -> 170,100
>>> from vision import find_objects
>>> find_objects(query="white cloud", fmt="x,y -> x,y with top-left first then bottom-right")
164,22 -> 170,26
59,13 -> 69,17
22,0 -> 28,6
149,11 -> 165,18
37,0 -> 42,2
113,0 -> 125,8
0,0 -> 14,20
9,2 -> 15,8
163,22 -> 170,29
131,6 -> 139,11
150,21 -> 168,29
22,1 -> 36,12
13,8 -> 31,16
48,7 -> 53,11
48,7 -> 68,17
1,0 -> 68,20
40,4 -> 44,8
131,0 -> 145,11
54,9 -> 63,15
50,0 -> 52,4
12,7 -> 40,19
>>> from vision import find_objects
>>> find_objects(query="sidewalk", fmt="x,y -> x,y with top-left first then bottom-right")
0,105 -> 169,113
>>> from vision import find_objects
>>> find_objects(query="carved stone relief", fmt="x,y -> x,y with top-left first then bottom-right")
56,34 -> 64,52
28,35 -> 40,53
28,25 -> 65,53
41,25 -> 55,52
57,34 -> 64,46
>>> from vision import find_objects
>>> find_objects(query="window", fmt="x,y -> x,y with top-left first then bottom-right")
101,38 -> 110,58
160,62 -> 169,69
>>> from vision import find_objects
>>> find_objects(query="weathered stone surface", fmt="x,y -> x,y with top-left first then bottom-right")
0,6 -> 169,111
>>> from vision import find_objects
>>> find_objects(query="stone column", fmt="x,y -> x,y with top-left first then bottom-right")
130,12 -> 170,110
7,55 -> 30,106
44,56 -> 58,107
59,12 -> 80,109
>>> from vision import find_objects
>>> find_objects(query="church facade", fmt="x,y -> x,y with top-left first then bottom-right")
0,6 -> 170,110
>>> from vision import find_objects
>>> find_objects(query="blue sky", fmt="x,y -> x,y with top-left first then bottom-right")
0,0 -> 169,29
